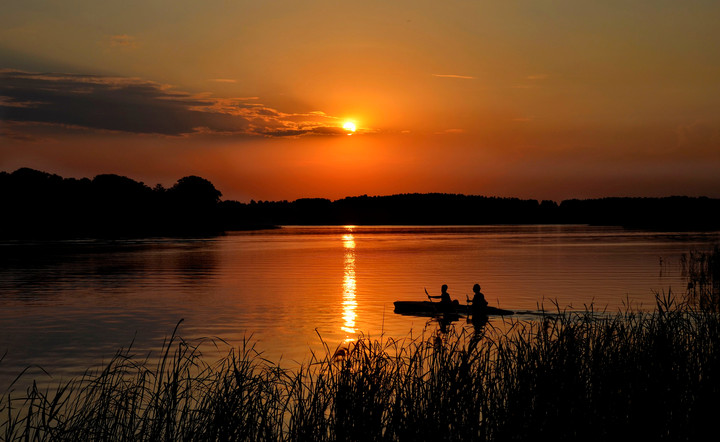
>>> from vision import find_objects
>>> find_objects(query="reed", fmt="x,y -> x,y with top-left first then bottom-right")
682,244 -> 720,312
1,249 -> 719,441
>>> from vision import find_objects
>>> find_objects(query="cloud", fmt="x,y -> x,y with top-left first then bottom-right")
0,123 -> 47,142
435,128 -> 464,134
511,75 -> 548,89
209,78 -> 237,83
108,34 -> 139,49
0,95 -> 46,108
0,69 -> 353,138
432,74 -> 476,80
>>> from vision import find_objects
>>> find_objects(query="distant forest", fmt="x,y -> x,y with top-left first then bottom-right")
1,168 -> 719,239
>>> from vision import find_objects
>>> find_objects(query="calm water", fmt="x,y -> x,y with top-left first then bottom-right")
1,225 -> 719,390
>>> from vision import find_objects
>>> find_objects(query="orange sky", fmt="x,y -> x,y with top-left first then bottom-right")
2,1 -> 720,201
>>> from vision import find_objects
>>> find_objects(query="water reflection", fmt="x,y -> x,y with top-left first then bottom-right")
341,227 -> 357,339
2,225 -> 713,391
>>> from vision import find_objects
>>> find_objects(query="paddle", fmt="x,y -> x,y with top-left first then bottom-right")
424,288 -> 439,313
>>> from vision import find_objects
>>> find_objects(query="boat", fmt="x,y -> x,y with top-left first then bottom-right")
393,301 -> 514,316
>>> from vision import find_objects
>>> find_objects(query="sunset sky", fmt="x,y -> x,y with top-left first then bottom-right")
2,1 -> 719,202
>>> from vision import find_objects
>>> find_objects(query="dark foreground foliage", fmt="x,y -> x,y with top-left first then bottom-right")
1,296 -> 719,441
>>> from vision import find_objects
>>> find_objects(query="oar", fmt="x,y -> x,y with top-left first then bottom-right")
424,288 -> 439,313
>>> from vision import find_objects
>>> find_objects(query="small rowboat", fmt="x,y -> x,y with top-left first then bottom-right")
393,301 -> 514,316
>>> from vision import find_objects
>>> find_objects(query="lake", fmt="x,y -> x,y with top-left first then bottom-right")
1,225 -> 719,390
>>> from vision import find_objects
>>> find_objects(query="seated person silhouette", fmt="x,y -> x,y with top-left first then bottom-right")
468,283 -> 489,319
428,284 -> 459,312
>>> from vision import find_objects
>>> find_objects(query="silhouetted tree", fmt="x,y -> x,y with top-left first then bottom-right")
165,176 -> 223,234
168,175 -> 222,208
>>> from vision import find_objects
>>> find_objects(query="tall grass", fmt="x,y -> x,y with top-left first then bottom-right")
682,244 -> 720,312
2,249 -> 719,441
2,300 -> 718,441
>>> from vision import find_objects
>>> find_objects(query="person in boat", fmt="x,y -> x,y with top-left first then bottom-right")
468,283 -> 489,319
428,284 -> 458,312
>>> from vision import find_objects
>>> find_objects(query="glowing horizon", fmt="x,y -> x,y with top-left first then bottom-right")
2,1 -> 720,201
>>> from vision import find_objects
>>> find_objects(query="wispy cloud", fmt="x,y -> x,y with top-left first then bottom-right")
0,69 -> 357,138
0,95 -> 46,108
209,78 -> 237,83
0,123 -> 47,142
432,74 -> 476,80
108,34 -> 139,49
511,74 -> 549,90
435,128 -> 465,134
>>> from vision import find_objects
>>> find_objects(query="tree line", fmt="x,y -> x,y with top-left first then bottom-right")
0,168 -> 225,238
1,168 -> 718,239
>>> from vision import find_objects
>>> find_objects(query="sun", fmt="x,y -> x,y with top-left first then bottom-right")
343,121 -> 356,133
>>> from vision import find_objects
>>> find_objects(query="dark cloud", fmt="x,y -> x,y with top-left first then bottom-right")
262,126 -> 352,137
0,69 -> 350,138
310,126 -> 350,135
0,70 -> 245,135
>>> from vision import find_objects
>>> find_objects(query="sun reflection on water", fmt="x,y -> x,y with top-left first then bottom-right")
341,227 -> 357,339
